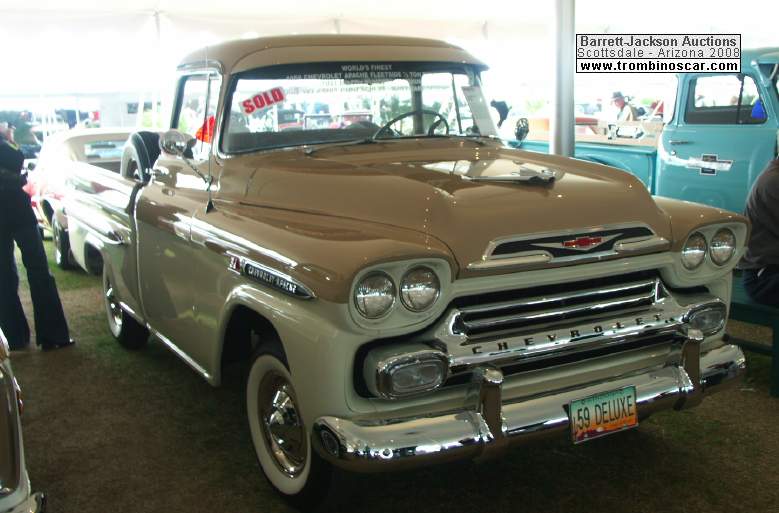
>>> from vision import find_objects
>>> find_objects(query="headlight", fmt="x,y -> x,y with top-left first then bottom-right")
681,232 -> 707,270
710,228 -> 736,266
686,303 -> 726,336
354,272 -> 396,319
400,267 -> 440,312
366,347 -> 449,399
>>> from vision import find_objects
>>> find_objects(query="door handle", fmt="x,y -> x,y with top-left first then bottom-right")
668,140 -> 692,145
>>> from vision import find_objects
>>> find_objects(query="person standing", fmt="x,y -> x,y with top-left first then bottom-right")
0,123 -> 74,350
611,91 -> 640,122
740,158 -> 779,306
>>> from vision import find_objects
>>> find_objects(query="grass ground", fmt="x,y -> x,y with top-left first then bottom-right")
8,241 -> 779,513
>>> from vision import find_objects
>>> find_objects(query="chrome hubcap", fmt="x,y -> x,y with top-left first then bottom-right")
105,281 -> 123,329
258,373 -> 307,477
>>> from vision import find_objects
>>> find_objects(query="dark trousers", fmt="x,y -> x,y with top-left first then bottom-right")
0,203 -> 70,349
743,267 -> 779,307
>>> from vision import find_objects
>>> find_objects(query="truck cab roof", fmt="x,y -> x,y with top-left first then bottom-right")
178,34 -> 487,75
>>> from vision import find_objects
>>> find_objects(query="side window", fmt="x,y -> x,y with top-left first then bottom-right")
685,74 -> 766,125
175,73 -> 222,160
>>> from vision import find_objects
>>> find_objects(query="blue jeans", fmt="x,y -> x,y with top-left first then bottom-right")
743,267 -> 779,307
0,191 -> 70,348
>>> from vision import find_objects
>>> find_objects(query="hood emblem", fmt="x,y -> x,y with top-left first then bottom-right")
532,233 -> 622,252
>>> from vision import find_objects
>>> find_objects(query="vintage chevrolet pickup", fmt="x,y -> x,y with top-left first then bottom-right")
63,35 -> 748,505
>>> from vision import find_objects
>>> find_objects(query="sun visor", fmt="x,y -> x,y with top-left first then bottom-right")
232,45 -> 488,75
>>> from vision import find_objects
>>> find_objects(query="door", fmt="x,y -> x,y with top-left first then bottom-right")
135,71 -> 222,371
656,73 -> 777,213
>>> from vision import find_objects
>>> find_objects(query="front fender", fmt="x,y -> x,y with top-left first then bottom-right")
214,284 -> 359,421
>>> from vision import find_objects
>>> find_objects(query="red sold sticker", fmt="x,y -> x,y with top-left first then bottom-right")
242,87 -> 286,114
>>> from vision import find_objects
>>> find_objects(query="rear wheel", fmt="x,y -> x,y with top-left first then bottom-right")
247,346 -> 333,509
52,217 -> 74,270
103,267 -> 148,349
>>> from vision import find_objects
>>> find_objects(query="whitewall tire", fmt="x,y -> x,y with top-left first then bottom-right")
246,349 -> 332,506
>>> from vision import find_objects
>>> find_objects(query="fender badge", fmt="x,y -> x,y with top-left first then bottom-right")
687,154 -> 733,176
227,253 -> 314,299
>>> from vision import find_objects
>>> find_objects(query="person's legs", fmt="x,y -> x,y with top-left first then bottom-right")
0,230 -> 31,349
13,219 -> 70,346
743,268 -> 779,307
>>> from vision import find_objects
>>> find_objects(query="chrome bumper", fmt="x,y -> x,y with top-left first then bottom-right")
5,492 -> 45,513
313,336 -> 745,473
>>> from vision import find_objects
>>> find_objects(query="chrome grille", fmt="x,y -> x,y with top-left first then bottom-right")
453,272 -> 660,340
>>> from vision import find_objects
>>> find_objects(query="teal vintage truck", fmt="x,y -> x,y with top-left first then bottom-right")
513,48 -> 779,213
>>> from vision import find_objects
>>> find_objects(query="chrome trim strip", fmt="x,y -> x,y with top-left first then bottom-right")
614,236 -> 670,254
119,301 -> 145,325
467,252 -> 551,270
457,278 -> 657,316
458,290 -> 656,334
149,327 -> 212,381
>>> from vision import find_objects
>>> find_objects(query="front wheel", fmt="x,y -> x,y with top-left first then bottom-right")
103,267 -> 148,349
246,348 -> 333,509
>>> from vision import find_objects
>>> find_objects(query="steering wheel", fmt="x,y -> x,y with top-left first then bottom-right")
372,109 -> 450,139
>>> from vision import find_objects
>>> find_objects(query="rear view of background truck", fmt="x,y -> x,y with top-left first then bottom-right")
516,48 -> 779,213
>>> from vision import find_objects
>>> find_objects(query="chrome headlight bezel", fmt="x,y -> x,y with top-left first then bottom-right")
353,271 -> 396,319
709,228 -> 736,266
681,232 -> 707,270
366,347 -> 450,399
349,259 -> 452,331
400,266 -> 441,313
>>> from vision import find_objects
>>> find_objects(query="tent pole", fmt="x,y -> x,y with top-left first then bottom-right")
550,0 -> 575,157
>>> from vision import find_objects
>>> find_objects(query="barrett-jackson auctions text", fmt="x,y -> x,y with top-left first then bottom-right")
576,34 -> 741,73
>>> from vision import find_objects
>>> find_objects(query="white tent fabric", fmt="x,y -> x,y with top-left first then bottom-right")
0,0 -> 776,122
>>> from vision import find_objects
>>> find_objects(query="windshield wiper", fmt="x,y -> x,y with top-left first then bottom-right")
304,138 -> 378,156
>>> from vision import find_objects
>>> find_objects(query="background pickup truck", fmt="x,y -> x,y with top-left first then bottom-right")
515,48 -> 779,213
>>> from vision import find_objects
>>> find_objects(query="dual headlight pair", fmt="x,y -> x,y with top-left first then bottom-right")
681,228 -> 736,270
354,267 -> 440,319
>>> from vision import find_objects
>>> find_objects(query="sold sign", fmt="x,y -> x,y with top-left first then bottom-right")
242,87 -> 286,114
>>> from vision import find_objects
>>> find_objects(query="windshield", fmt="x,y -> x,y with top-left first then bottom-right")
83,139 -> 127,161
222,61 -> 496,154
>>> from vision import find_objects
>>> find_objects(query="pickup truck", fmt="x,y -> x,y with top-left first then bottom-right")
63,35 -> 747,507
516,48 -> 779,213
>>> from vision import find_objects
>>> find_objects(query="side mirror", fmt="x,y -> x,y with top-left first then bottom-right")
514,118 -> 530,142
160,130 -> 196,159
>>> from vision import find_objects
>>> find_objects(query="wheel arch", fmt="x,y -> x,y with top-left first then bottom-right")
215,290 -> 289,386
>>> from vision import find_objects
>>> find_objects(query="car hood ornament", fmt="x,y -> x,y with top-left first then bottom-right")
465,162 -> 559,184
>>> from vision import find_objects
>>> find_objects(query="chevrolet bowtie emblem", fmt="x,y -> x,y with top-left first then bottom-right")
532,233 -> 621,251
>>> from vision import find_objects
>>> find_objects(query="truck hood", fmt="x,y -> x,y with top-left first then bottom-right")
235,140 -> 671,272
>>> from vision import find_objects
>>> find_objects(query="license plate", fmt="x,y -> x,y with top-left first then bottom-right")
569,386 -> 638,444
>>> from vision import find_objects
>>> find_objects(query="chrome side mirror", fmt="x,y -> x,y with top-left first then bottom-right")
514,117 -> 529,142
160,130 -> 196,159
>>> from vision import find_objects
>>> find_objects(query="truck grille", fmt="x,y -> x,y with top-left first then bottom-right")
452,271 -> 660,341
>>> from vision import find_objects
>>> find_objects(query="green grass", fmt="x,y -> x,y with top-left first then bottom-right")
14,237 -> 98,291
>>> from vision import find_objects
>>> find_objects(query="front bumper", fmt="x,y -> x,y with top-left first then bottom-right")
313,335 -> 745,473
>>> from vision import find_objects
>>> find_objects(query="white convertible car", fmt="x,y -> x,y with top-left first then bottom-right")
24,128 -> 132,269
0,331 -> 45,513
